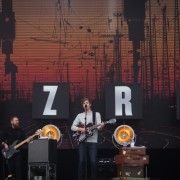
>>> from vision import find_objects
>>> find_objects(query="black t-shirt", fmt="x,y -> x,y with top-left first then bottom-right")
1,126 -> 26,148
0,140 -> 3,150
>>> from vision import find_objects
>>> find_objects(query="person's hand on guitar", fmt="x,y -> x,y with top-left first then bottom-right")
98,122 -> 105,130
2,142 -> 9,151
77,127 -> 86,133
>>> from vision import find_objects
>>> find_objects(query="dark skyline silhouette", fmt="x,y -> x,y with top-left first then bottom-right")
0,0 -> 180,149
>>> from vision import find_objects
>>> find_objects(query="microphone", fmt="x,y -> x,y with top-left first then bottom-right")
85,104 -> 87,109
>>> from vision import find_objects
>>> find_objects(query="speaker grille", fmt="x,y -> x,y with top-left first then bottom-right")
28,139 -> 57,163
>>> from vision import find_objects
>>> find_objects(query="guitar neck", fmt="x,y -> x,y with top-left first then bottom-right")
14,133 -> 37,149
88,121 -> 108,131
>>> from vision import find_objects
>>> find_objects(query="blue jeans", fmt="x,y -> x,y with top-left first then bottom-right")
78,142 -> 97,180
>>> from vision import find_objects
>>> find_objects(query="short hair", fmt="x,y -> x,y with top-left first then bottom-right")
81,97 -> 92,105
10,115 -> 19,122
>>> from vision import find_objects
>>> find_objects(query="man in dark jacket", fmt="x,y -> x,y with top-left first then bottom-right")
1,115 -> 26,180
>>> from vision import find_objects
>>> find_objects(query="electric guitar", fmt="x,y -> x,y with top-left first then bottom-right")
73,119 -> 116,143
2,129 -> 42,159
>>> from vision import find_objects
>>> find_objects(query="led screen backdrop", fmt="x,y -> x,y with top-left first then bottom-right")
32,82 -> 69,120
0,0 -> 180,149
105,83 -> 142,119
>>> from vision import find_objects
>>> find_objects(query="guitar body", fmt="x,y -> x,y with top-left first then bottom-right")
78,130 -> 93,143
2,140 -> 20,159
73,119 -> 116,144
84,123 -> 94,137
73,123 -> 94,143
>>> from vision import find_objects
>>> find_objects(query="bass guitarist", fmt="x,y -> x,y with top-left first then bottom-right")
0,115 -> 26,180
71,97 -> 104,180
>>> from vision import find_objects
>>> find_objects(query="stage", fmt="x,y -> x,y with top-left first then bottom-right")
0,148 -> 180,180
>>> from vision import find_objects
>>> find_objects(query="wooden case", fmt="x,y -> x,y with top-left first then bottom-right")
120,147 -> 146,156
115,154 -> 149,165
117,165 -> 144,178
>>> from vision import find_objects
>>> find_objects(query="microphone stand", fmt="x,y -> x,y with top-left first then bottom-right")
84,107 -> 87,129
84,106 -> 87,180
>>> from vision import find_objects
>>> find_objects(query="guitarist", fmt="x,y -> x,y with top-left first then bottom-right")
0,115 -> 26,180
71,97 -> 105,180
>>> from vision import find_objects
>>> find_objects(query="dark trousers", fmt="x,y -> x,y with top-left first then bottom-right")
7,152 -> 23,180
78,142 -> 97,180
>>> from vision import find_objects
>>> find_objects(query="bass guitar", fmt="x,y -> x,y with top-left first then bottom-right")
73,118 -> 116,143
2,129 -> 42,159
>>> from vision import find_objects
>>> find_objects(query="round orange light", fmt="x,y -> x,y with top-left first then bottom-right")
113,125 -> 134,146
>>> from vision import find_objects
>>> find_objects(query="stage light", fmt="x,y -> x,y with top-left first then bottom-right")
40,124 -> 61,141
113,125 -> 135,147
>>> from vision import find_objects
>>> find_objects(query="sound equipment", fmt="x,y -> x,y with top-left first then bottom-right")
28,163 -> 56,180
97,158 -> 117,179
28,139 -> 57,163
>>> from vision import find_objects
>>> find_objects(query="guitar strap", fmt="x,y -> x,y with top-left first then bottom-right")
93,111 -> 96,125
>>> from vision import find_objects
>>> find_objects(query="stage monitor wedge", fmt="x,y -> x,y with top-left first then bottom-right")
105,83 -> 142,119
32,82 -> 69,120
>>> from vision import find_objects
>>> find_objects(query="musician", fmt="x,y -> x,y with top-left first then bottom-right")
0,115 -> 26,180
71,97 -> 105,180
0,140 -> 5,149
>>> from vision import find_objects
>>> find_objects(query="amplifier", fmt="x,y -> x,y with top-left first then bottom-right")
115,155 -> 149,165
28,163 -> 56,180
97,158 -> 117,178
28,139 -> 57,163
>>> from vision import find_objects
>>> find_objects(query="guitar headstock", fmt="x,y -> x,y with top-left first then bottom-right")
107,119 -> 116,124
35,129 -> 42,135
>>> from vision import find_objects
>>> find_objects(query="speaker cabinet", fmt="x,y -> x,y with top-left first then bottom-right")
97,158 -> 117,179
28,163 -> 56,180
28,139 -> 57,163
